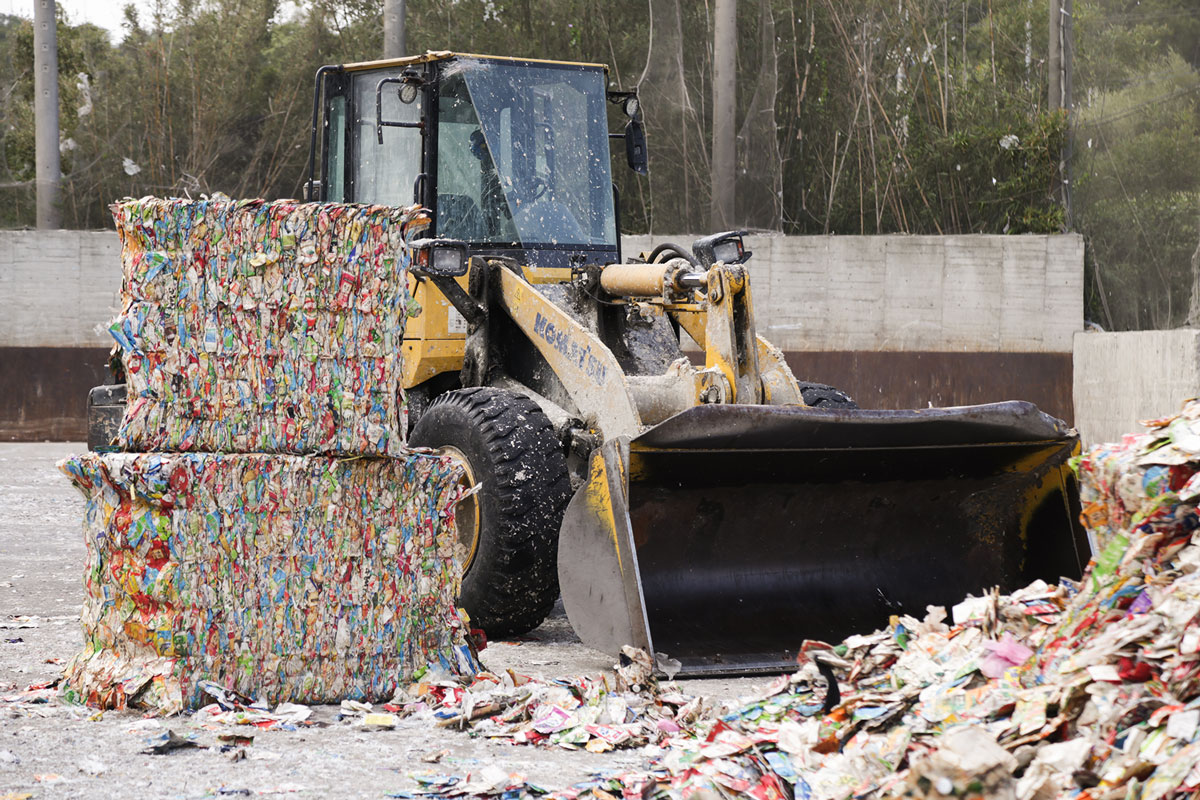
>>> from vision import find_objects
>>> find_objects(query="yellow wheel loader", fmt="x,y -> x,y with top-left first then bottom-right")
92,52 -> 1091,676
301,52 -> 1090,674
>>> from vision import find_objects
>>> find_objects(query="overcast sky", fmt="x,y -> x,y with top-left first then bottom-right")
1,0 -> 304,40
1,0 -> 152,37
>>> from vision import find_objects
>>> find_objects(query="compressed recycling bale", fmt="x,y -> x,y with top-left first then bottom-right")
58,450 -> 477,714
108,196 -> 427,456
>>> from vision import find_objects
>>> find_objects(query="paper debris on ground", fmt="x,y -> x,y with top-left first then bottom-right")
399,400 -> 1200,800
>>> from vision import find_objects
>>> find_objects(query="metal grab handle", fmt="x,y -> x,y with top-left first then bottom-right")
375,77 -> 423,144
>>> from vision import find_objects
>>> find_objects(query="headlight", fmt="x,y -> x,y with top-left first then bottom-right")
691,231 -> 751,267
410,239 -> 469,277
712,238 -> 743,265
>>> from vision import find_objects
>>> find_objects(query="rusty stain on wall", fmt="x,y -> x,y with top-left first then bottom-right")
2,347 -> 111,441
1,348 -> 1073,441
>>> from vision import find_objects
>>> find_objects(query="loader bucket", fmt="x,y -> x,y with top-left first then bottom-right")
558,401 -> 1088,676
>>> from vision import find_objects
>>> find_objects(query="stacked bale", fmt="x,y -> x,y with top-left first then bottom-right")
106,197 -> 420,455
61,197 -> 477,714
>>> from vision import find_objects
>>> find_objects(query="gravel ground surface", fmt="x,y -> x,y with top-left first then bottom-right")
0,442 -> 762,799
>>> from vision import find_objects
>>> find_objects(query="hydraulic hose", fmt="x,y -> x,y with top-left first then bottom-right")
647,242 -> 700,267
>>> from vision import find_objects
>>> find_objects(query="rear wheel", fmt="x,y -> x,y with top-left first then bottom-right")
409,387 -> 571,638
87,384 -> 126,451
798,382 -> 859,410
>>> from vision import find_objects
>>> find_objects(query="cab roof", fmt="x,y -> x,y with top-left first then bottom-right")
338,51 -> 609,73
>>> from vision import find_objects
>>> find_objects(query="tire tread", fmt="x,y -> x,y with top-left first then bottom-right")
410,388 -> 571,637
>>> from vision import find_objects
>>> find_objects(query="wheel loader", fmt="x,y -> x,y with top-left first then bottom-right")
91,52 -> 1090,676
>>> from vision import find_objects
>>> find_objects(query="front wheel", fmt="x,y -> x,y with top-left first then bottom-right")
408,387 -> 571,638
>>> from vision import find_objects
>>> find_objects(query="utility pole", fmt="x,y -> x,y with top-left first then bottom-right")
383,0 -> 405,59
1062,0 -> 1073,111
1061,0 -> 1073,226
33,0 -> 60,229
1049,0 -> 1073,224
710,0 -> 736,231
1048,0 -> 1060,110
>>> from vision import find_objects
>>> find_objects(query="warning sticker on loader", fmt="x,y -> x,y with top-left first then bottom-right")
446,305 -> 468,335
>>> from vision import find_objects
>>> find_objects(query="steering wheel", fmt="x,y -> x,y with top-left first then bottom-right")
523,176 -> 548,203
502,175 -> 548,206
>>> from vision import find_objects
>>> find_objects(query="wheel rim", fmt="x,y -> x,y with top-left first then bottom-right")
442,446 -> 481,573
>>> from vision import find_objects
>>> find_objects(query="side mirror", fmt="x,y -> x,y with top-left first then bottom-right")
625,118 -> 648,175
409,239 -> 469,278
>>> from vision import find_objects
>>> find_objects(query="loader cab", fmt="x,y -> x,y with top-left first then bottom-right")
311,53 -> 623,268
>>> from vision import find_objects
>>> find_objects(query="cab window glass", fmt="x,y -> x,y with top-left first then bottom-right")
325,94 -> 347,202
435,59 -> 616,247
350,70 -> 422,205
436,72 -> 518,241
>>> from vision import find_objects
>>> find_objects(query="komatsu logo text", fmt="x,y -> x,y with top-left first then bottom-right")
533,312 -> 607,385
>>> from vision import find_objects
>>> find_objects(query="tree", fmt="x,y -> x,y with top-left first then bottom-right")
5,0 -> 1186,256
1073,3 -> 1200,330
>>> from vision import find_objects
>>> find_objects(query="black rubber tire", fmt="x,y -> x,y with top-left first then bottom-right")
408,387 -> 571,638
798,382 -> 859,410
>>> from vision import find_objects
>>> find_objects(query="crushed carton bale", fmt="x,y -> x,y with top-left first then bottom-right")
58,451 -> 478,715
108,196 -> 428,456
403,401 -> 1200,800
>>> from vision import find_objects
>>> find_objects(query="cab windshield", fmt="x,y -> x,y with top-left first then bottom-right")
436,58 -> 617,248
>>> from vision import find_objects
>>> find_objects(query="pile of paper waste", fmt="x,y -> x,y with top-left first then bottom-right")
399,401 -> 1200,800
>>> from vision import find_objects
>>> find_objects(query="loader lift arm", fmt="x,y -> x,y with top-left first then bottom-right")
433,253 -> 1088,675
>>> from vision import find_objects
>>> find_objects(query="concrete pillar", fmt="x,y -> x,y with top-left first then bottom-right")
33,0 -> 60,229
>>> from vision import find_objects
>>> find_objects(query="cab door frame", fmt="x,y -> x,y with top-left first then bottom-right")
309,60 -> 440,209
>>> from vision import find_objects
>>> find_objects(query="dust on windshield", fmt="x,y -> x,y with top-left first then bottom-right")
436,59 -> 617,248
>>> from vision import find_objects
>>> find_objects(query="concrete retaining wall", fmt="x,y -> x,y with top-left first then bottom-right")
0,231 -> 122,348
2,230 -> 1084,440
625,233 -> 1083,353
1,232 -> 121,439
1073,330 -> 1200,447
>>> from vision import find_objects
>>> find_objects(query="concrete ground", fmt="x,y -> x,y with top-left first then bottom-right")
0,443 -> 760,799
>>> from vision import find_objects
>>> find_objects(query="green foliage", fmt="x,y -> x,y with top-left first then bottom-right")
1075,0 -> 1200,90
1074,50 -> 1200,330
920,110 -> 1066,234
0,0 -> 350,227
774,0 -> 1066,235
0,0 -> 661,228
0,0 -> 1192,313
